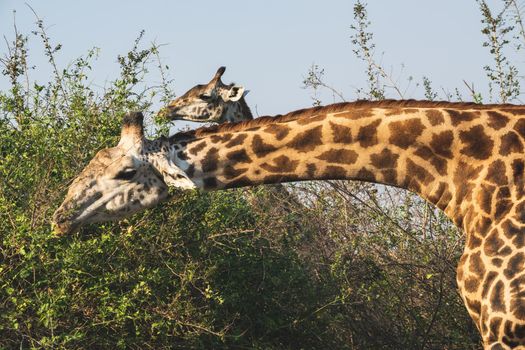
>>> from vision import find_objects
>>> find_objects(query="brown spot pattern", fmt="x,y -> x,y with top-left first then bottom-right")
465,276 -> 480,293
510,276 -> 525,319
459,125 -> 494,160
201,147 -> 219,172
502,219 -> 525,248
512,160 -> 525,198
388,118 -> 425,149
263,124 -> 290,141
514,119 -> 525,139
288,125 -> 323,152
479,184 -> 495,215
491,280 -> 506,312
426,110 -> 445,125
502,109 -> 525,116
493,258 -> 504,268
189,141 -> 207,155
406,158 -> 434,185
357,168 -> 375,181
219,134 -> 233,143
385,108 -> 403,116
430,131 -> 454,158
370,148 -> 399,169
414,146 -> 433,160
504,253 -> 525,279
487,111 -> 510,130
357,120 -> 381,147
252,135 -> 277,157
453,162 -> 481,208
226,134 -> 248,148
466,298 -> 481,321
446,109 -> 478,126
476,216 -> 493,237
486,160 -> 508,186
495,199 -> 512,221
431,158 -> 448,176
330,122 -> 353,143
428,181 -> 447,205
226,149 -> 251,163
323,165 -> 348,179
223,165 -> 247,180
229,176 -> 252,188
482,271 -> 499,299
412,146 -> 448,175
317,149 -> 358,164
382,169 -> 397,183
210,135 -> 224,143
470,251 -> 486,278
177,151 -> 188,161
516,201 -> 525,223
484,229 -> 508,257
261,155 -> 299,173
500,132 -> 523,156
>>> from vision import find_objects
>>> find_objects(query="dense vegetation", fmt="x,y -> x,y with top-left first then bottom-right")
1,1 -> 523,349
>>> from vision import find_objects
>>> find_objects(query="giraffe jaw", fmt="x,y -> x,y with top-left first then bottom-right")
158,105 -> 216,123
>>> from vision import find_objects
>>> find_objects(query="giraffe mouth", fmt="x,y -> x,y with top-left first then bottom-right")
158,106 -> 214,122
52,209 -> 83,235
52,191 -> 109,235
52,201 -> 99,235
157,106 -> 185,120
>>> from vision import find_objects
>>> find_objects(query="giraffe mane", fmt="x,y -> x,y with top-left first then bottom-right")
170,99 -> 524,142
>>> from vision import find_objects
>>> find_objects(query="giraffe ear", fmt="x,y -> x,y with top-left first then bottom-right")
224,85 -> 245,102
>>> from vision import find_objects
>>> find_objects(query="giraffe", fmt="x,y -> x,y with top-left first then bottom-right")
53,100 -> 525,349
157,66 -> 252,123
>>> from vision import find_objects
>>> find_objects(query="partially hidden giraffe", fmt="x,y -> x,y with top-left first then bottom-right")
159,66 -> 300,210
53,100 -> 525,349
157,66 -> 252,123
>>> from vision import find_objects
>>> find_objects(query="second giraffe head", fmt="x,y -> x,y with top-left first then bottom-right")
159,66 -> 250,123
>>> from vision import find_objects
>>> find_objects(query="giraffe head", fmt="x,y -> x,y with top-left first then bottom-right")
158,66 -> 248,123
52,112 -> 195,235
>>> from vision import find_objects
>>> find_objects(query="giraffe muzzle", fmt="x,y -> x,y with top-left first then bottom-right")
51,208 -> 78,235
157,106 -> 184,120
158,106 -> 212,122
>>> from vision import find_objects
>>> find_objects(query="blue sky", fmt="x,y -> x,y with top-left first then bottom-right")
0,0 -> 515,122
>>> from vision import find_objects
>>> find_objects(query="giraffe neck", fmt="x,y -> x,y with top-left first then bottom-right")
164,100 -> 525,347
168,101 -> 524,231
224,97 -> 253,122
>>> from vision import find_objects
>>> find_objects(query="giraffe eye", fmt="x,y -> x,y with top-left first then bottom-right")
114,169 -> 137,181
199,94 -> 212,101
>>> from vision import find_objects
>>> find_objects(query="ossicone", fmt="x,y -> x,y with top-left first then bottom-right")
119,111 -> 144,146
